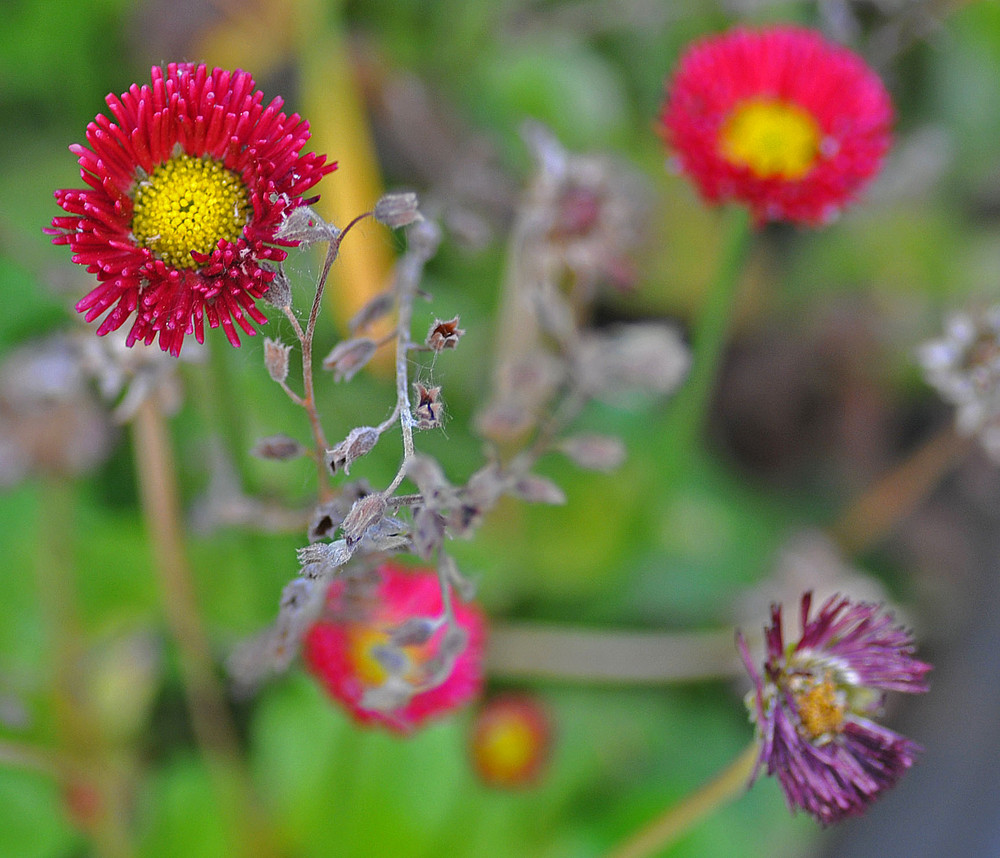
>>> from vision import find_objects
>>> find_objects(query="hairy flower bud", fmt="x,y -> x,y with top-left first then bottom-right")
322,337 -> 378,382
511,473 -> 566,505
349,290 -> 395,334
389,616 -> 439,648
276,205 -> 339,244
263,337 -> 292,384
251,433 -> 305,461
341,492 -> 388,546
558,434 -> 627,472
326,426 -> 380,475
261,266 -> 293,308
374,192 -> 423,229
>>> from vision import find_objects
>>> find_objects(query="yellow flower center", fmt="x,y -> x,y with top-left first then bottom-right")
477,713 -> 540,783
794,674 -> 846,741
719,98 -> 822,181
132,154 -> 249,269
348,628 -> 421,687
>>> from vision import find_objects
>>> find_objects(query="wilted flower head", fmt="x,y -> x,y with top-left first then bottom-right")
304,562 -> 486,733
469,693 -> 552,789
522,122 -> 649,293
737,592 -> 930,825
0,335 -> 115,485
47,63 -> 336,356
661,26 -> 892,226
918,305 -> 1000,460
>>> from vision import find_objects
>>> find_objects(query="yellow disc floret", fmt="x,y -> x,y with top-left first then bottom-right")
348,627 -> 423,688
132,154 -> 249,269
719,98 -> 822,181
794,673 -> 846,742
477,712 -> 539,782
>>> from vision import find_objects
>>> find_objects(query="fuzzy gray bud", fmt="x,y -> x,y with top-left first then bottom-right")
405,454 -> 454,507
341,492 -> 388,546
349,290 -> 395,334
296,539 -> 352,574
276,205 -> 339,244
558,434 -> 627,472
511,473 -> 567,505
322,337 -> 378,382
389,617 -> 438,648
412,506 -> 445,561
251,433 -> 305,461
326,426 -> 379,475
262,267 -> 293,308
374,192 -> 423,229
575,323 -> 690,399
264,338 -> 292,384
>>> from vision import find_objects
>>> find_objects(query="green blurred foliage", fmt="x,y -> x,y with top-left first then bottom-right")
2,0 -> 998,856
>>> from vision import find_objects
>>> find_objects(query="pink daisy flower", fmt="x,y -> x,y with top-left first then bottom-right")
304,562 -> 486,734
47,63 -> 335,356
660,26 -> 892,226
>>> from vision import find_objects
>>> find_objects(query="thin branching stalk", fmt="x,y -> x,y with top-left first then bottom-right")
282,212 -> 374,500
607,743 -> 759,858
830,423 -> 970,555
384,222 -> 441,496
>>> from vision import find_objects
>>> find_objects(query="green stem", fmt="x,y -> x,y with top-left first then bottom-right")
607,742 -> 759,858
659,207 -> 752,481
131,399 -> 281,858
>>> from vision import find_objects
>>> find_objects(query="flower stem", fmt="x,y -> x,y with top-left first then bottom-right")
606,742 -> 759,858
829,422 -> 970,555
131,399 -> 280,858
35,478 -> 135,858
659,207 -> 752,481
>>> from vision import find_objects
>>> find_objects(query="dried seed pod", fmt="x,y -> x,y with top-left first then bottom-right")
511,473 -> 566,505
261,266 -> 293,308
263,337 -> 292,384
426,316 -> 465,351
558,434 -> 626,472
349,290 -> 396,334
341,492 -> 388,546
374,192 -> 423,228
326,426 -> 380,475
322,337 -> 378,382
412,505 -> 446,561
276,205 -> 338,244
389,616 -> 438,648
574,323 -> 690,399
296,539 -> 352,576
251,434 -> 306,461
413,383 -> 444,429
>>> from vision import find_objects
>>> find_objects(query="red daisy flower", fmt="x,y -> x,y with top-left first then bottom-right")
304,562 -> 486,734
660,26 -> 892,226
47,64 -> 336,356
469,693 -> 552,788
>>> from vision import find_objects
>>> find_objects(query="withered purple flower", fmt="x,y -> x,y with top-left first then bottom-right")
737,592 -> 931,826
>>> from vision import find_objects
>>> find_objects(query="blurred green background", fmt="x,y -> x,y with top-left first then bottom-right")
2,0 -> 996,856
